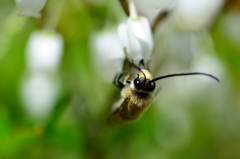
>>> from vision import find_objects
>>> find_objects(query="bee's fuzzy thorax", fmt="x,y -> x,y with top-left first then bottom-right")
121,85 -> 155,108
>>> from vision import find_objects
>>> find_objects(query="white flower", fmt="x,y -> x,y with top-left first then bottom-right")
118,1 -> 153,60
20,73 -> 60,123
135,0 -> 175,22
15,0 -> 47,18
20,30 -> 63,123
26,30 -> 64,73
172,0 -> 224,30
89,30 -> 125,82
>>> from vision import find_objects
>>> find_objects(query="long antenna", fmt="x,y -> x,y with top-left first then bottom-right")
150,72 -> 220,83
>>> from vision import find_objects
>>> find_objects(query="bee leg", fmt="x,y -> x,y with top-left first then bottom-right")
113,48 -> 132,88
151,1 -> 176,32
125,61 -> 134,81
119,0 -> 129,16
146,60 -> 152,71
113,72 -> 125,89
139,59 -> 146,69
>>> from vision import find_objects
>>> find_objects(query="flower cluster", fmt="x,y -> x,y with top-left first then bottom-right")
20,30 -> 63,123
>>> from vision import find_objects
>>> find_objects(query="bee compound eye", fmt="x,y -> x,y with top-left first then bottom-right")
134,78 -> 141,88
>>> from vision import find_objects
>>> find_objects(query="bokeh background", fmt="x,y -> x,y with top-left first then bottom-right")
0,0 -> 240,158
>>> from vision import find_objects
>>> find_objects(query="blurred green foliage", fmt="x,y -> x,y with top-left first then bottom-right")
0,0 -> 240,159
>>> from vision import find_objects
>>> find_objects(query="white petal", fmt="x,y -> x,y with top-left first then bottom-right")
15,0 -> 47,18
119,20 -> 142,60
135,17 -> 154,58
117,22 -> 130,52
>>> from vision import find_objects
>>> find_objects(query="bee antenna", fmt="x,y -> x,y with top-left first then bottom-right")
150,72 -> 220,83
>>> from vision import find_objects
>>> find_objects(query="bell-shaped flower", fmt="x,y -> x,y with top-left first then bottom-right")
15,0 -> 47,18
26,30 -> 63,73
118,1 -> 153,61
20,72 -> 60,123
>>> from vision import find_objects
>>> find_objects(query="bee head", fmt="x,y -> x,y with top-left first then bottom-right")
132,70 -> 220,92
126,59 -> 219,92
133,69 -> 156,92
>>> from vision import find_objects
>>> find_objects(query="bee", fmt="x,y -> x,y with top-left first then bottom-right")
107,51 -> 219,126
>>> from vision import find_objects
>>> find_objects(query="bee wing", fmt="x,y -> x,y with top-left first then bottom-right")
107,97 -> 130,126
121,58 -> 138,80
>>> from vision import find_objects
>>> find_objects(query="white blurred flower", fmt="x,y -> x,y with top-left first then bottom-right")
135,0 -> 175,22
26,30 -> 64,73
118,0 -> 153,60
134,0 -> 223,31
89,30 -> 125,82
15,0 -> 47,18
172,0 -> 224,31
156,32 -> 223,108
20,29 -> 64,123
220,12 -> 240,47
20,73 -> 60,123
